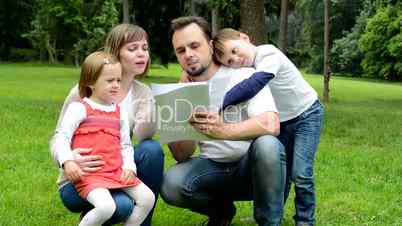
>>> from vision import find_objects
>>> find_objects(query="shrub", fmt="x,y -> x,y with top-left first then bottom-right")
358,3 -> 402,81
8,48 -> 39,62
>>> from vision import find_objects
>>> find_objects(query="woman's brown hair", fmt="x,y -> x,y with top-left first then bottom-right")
104,24 -> 150,79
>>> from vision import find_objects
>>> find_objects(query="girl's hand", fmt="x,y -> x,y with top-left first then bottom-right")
120,169 -> 136,184
72,148 -> 105,172
64,160 -> 85,182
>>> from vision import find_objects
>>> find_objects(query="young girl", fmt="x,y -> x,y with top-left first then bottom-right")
57,51 -> 154,226
212,28 -> 324,226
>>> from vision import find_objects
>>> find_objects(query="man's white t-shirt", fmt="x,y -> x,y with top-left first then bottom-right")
199,66 -> 278,162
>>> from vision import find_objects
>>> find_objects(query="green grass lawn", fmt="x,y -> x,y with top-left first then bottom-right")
0,63 -> 401,226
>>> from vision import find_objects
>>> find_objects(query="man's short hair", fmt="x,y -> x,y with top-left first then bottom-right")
171,16 -> 212,41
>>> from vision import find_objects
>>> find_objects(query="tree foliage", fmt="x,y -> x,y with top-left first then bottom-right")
23,0 -> 119,64
331,0 -> 377,75
0,0 -> 35,61
358,2 -> 402,80
295,0 -> 365,73
72,0 -> 119,65
23,0 -> 61,63
207,0 -> 240,28
131,0 -> 185,66
2,0 -> 401,82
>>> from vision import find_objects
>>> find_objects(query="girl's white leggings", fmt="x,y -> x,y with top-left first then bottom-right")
79,183 -> 155,226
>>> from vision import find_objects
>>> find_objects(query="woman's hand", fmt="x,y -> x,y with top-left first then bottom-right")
120,169 -> 136,184
72,148 -> 105,172
189,111 -> 230,139
63,160 -> 84,182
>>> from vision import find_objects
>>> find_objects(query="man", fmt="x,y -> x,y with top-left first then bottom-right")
160,16 -> 286,226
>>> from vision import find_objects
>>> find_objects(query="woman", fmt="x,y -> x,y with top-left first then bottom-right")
50,24 -> 164,225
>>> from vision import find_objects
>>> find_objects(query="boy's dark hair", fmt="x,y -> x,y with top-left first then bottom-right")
170,16 -> 212,41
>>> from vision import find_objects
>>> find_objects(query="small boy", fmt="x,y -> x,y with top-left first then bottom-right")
212,28 -> 324,226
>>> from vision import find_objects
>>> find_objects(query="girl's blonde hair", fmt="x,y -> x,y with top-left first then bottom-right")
104,24 -> 150,79
79,51 -> 119,98
212,28 -> 242,60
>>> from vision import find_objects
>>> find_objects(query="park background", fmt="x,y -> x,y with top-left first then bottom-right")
0,0 -> 401,225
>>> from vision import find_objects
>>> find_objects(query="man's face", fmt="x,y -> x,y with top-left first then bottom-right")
172,23 -> 213,77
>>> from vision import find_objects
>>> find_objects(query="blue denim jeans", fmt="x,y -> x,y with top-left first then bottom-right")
59,139 -> 164,226
277,100 -> 324,226
161,135 -> 286,226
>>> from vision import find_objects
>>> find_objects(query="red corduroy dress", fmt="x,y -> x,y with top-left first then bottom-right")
72,101 -> 141,198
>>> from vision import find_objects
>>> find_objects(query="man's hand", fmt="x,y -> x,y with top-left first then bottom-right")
64,160 -> 85,182
120,169 -> 136,184
189,111 -> 230,139
72,148 -> 105,173
191,111 -> 280,140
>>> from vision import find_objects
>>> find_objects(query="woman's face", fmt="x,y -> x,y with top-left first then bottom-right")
119,39 -> 149,76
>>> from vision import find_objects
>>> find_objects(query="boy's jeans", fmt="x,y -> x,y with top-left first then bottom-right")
278,99 -> 324,226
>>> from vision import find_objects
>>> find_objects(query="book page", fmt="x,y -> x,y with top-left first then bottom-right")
151,82 -> 213,143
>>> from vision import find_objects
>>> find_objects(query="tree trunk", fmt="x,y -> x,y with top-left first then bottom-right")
190,0 -> 197,16
323,0 -> 331,102
47,39 -> 57,64
240,0 -> 267,45
40,48 -> 47,63
131,5 -> 136,23
278,0 -> 288,54
122,0 -> 130,23
211,8 -> 220,37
